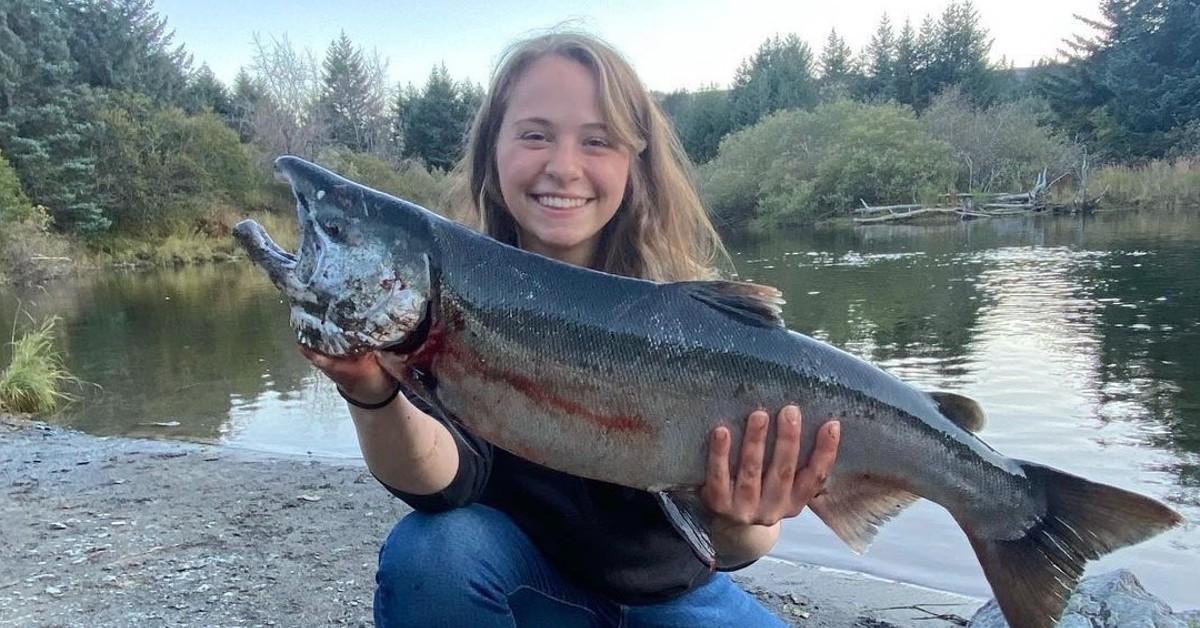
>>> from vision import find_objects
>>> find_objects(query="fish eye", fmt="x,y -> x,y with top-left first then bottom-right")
322,218 -> 347,239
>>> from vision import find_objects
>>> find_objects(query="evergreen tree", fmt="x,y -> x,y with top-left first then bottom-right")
1043,0 -> 1200,158
913,15 -> 940,109
0,0 -> 107,233
61,0 -> 191,106
182,63 -> 232,116
934,1 -> 996,105
401,65 -> 479,170
318,31 -> 387,153
818,29 -> 856,100
863,14 -> 896,101
660,87 -> 732,163
229,68 -> 262,143
892,19 -> 918,106
729,34 -> 817,129
387,82 -> 418,160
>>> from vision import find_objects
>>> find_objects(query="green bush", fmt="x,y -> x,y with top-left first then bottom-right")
920,90 -> 1082,192
0,315 -> 74,414
701,101 -> 957,230
95,92 -> 260,234
0,149 -> 36,225
315,147 -> 450,211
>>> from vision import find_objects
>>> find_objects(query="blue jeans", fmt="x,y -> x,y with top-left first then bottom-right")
374,504 -> 785,627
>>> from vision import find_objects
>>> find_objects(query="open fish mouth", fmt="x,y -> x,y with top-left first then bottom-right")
289,307 -> 357,356
233,218 -> 350,354
233,219 -> 299,272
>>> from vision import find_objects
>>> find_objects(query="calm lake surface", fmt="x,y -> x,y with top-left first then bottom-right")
3,210 -> 1197,608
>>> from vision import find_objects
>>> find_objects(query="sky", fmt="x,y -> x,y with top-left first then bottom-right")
153,0 -> 1103,93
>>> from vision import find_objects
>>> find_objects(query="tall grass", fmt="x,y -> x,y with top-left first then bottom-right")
0,315 -> 75,414
1091,158 -> 1200,209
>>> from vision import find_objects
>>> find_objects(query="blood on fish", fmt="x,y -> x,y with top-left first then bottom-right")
494,368 -> 653,435
400,317 -> 654,436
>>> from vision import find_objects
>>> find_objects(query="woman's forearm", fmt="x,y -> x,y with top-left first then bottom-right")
349,395 -> 460,495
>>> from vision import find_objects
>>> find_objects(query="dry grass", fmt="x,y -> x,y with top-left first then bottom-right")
1090,158 -> 1200,209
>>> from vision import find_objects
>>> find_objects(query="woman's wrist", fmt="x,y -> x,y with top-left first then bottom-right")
338,379 -> 402,409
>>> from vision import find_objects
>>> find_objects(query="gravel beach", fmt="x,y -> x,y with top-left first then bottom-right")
0,415 -> 982,627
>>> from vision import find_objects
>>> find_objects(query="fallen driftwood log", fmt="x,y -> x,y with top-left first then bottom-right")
853,207 -> 965,224
853,201 -> 923,215
853,169 -> 1098,224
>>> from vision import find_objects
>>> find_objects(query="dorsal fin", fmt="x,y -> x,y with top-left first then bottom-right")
677,280 -> 786,328
929,391 -> 986,432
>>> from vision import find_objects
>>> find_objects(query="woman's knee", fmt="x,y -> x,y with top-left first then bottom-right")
376,505 -> 519,586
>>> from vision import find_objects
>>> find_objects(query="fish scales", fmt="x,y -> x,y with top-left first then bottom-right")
426,218 -> 1037,526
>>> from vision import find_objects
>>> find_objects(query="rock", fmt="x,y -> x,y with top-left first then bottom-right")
969,569 -> 1190,627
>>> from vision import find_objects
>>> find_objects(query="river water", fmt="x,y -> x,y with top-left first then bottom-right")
2,210 -> 1197,608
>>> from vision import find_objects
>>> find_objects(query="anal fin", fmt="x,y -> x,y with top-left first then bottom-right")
656,491 -> 717,570
810,476 -> 920,553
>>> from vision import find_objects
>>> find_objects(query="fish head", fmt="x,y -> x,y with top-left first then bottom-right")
233,156 -> 435,357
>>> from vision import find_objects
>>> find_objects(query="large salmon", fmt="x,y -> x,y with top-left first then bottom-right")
235,156 -> 1182,628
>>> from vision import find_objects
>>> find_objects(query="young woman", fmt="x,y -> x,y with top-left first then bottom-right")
302,31 -> 841,627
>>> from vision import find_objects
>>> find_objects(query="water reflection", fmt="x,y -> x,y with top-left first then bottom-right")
1,210 -> 1197,606
728,211 -> 1199,606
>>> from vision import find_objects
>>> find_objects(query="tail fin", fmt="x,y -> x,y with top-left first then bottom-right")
965,461 -> 1182,628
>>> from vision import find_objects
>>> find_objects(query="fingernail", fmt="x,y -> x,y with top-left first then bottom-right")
829,421 -> 841,439
785,405 -> 800,425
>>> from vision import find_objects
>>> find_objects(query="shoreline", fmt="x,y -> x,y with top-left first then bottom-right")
0,416 -> 981,627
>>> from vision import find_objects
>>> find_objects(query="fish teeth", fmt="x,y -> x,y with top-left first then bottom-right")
290,306 -> 350,354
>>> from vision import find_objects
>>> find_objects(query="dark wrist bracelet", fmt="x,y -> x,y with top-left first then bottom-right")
337,381 -> 402,410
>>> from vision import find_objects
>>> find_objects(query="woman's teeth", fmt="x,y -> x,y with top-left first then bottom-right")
535,195 -> 588,209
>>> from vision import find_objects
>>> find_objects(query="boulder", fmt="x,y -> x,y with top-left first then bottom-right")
969,569 -> 1193,628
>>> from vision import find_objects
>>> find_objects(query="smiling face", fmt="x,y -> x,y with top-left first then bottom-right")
495,54 -> 633,267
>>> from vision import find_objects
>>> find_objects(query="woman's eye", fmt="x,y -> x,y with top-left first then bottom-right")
519,131 -> 547,142
585,137 -> 611,148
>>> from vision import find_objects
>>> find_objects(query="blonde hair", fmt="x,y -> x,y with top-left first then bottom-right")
447,31 -> 729,282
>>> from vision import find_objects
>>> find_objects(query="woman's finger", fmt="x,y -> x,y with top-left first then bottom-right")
790,420 -> 840,510
701,426 -> 734,513
732,410 -> 769,517
761,405 -> 801,516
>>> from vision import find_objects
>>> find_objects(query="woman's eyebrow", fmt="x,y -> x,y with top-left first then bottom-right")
510,117 -> 609,131
511,117 -> 551,127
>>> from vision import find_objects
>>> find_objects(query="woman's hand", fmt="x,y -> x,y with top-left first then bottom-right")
700,405 -> 840,527
298,346 -> 397,406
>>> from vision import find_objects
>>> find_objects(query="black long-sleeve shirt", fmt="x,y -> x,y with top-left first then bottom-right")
379,389 -> 715,604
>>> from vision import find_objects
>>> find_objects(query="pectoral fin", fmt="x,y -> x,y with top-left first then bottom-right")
810,476 -> 920,553
656,491 -> 716,569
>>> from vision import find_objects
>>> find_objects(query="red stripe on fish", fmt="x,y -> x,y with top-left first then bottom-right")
400,319 -> 654,436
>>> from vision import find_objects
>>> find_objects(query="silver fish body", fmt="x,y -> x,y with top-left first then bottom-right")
235,156 -> 1182,628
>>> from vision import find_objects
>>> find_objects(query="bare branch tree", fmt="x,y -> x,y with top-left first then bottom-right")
248,33 -> 325,157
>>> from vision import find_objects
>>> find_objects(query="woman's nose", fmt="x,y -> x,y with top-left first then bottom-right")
543,141 -> 583,182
